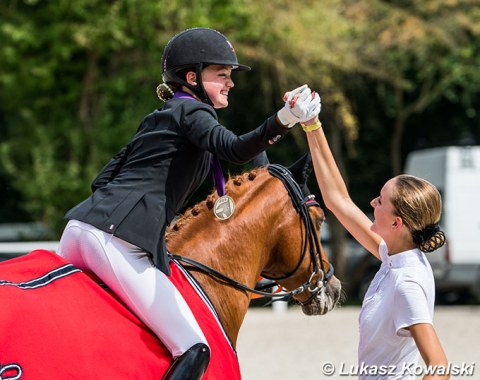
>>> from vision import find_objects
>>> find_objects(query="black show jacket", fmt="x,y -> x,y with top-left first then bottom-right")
65,98 -> 289,275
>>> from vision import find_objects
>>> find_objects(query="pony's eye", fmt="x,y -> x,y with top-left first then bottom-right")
317,216 -> 326,228
313,212 -> 326,228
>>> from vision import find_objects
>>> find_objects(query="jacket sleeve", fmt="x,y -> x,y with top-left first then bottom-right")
91,145 -> 130,192
182,103 -> 289,164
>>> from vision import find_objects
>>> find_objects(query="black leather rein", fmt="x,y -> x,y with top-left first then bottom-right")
170,164 -> 334,301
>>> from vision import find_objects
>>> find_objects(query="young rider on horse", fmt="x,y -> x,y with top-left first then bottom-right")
58,28 -> 320,379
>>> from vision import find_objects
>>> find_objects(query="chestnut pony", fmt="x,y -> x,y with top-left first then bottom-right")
0,157 -> 341,379
166,159 -> 342,345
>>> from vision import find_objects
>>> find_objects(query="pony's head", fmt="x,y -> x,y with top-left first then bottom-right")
259,154 -> 342,315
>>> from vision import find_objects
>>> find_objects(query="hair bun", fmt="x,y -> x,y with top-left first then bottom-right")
412,224 -> 446,253
156,83 -> 175,102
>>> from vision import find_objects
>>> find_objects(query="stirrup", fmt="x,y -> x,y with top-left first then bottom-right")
163,343 -> 210,380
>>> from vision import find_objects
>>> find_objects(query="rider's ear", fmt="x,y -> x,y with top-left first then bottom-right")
185,71 -> 197,86
287,153 -> 313,196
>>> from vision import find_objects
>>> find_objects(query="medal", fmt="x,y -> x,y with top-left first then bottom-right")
210,156 -> 234,220
213,195 -> 235,220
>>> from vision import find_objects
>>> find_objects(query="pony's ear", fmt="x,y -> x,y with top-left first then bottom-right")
287,153 -> 313,195
252,152 -> 270,168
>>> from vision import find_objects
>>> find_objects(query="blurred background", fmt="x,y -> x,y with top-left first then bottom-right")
1,0 -> 479,305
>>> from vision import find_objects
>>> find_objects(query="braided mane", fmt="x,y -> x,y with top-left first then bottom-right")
165,168 -> 262,241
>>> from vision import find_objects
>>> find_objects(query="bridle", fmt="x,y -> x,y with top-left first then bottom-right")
265,164 -> 334,304
170,164 -> 334,304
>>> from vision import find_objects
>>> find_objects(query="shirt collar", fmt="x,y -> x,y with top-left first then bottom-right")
386,248 -> 425,268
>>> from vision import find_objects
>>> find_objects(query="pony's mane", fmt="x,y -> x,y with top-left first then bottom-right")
165,167 -> 267,241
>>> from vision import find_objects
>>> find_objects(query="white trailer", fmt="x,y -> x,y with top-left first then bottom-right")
404,145 -> 480,302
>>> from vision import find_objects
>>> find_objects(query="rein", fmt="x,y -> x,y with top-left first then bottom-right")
168,254 -> 313,299
170,164 -> 334,302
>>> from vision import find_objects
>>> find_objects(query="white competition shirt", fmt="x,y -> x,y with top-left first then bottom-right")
358,240 -> 435,379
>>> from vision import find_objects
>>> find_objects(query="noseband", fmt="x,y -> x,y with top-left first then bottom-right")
170,164 -> 334,303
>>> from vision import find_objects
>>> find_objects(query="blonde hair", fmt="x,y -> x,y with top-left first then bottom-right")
156,83 -> 178,102
391,174 -> 445,253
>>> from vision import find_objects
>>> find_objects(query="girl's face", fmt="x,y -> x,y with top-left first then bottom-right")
370,179 -> 398,238
201,65 -> 234,109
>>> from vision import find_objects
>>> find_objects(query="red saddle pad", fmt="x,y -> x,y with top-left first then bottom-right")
0,249 -> 240,379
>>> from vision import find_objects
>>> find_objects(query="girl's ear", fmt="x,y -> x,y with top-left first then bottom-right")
185,71 -> 197,86
392,216 -> 403,230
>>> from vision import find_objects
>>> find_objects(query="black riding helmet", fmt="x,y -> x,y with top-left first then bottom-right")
161,28 -> 251,105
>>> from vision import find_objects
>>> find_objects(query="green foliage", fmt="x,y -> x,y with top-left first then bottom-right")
0,0 -> 479,236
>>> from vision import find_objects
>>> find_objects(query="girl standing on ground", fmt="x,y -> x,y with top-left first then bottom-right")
301,101 -> 449,380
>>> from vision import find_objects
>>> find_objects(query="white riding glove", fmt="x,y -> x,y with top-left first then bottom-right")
277,85 -> 312,128
302,91 -> 321,123
284,87 -> 321,124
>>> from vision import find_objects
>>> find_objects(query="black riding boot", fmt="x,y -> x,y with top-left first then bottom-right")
163,343 -> 211,380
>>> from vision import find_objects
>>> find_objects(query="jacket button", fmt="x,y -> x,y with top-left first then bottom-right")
269,135 -> 281,144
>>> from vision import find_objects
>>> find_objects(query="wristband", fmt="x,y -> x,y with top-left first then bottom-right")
301,120 -> 322,132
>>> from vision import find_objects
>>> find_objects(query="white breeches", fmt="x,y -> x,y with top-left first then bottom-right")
58,219 -> 208,358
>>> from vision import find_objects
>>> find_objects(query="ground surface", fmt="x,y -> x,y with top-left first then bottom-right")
236,305 -> 479,380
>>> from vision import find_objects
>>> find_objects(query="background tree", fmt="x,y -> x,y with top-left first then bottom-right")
343,0 -> 480,175
1,0 -> 479,296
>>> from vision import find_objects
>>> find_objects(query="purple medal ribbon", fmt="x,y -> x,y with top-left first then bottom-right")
173,91 -> 226,196
173,90 -> 197,100
210,157 -> 226,197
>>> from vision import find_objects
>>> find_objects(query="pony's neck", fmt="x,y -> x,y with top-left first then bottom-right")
166,169 -> 286,345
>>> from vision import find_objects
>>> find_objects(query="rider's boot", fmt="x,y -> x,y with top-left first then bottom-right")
163,343 -> 210,380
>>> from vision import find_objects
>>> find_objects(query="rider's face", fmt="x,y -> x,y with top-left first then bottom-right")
201,65 -> 235,109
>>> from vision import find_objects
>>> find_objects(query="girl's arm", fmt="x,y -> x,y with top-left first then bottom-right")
305,120 -> 382,258
409,323 -> 450,380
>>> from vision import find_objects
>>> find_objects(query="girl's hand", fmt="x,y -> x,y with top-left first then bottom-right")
277,85 -> 321,128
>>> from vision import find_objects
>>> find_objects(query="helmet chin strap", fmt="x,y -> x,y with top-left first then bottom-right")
178,64 -> 213,106
164,64 -> 213,106
190,64 -> 213,106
